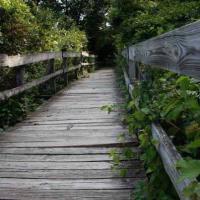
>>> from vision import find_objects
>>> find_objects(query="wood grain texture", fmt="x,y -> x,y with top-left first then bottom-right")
0,189 -> 133,200
0,169 -> 145,179
0,52 -> 82,68
0,52 -> 62,67
0,51 -> 94,68
0,68 -> 144,199
123,20 -> 200,79
152,124 -> 192,200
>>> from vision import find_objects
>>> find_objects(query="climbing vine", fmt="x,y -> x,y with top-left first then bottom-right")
114,59 -> 200,199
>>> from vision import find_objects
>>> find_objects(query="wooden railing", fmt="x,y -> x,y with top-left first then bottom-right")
122,20 -> 200,200
0,51 -> 95,101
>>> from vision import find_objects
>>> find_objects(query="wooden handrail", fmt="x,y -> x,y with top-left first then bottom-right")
0,51 -> 95,101
122,67 -> 192,200
81,51 -> 96,58
122,21 -> 200,199
0,51 -> 95,68
152,124 -> 192,200
122,20 -> 200,80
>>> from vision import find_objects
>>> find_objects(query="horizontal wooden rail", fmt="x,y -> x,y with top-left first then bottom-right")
152,123 -> 193,200
122,67 -> 192,200
0,65 -> 85,101
0,51 -> 95,101
82,51 -> 96,58
0,69 -> 63,101
81,62 -> 95,66
0,52 -> 62,68
122,20 -> 200,79
0,51 -> 92,68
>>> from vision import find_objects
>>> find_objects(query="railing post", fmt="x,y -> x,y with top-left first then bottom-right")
16,66 -> 25,86
15,66 -> 27,109
80,52 -> 84,75
62,50 -> 68,85
75,54 -> 81,80
47,59 -> 56,93
127,47 -> 137,83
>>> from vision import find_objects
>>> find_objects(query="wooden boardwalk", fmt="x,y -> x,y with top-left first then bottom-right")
0,68 -> 144,200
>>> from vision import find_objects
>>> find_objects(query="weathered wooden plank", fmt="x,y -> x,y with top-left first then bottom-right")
63,52 -> 81,58
0,140 -> 136,148
0,135 -> 134,144
0,155 -> 140,164
0,154 -> 116,162
0,178 -> 139,190
0,189 -> 132,200
0,52 -> 84,68
81,51 -> 96,58
0,147 -> 138,155
25,115 -> 122,121
0,129 -> 128,137
123,20 -> 200,79
81,62 -> 95,66
0,68 -> 143,199
22,118 -> 122,125
0,169 -> 145,179
14,124 -> 125,131
0,161 -> 142,170
0,52 -> 62,67
152,123 -> 192,200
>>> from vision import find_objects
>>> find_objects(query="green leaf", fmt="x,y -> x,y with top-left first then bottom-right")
134,111 -> 146,121
184,98 -> 200,110
101,104 -> 116,114
120,168 -> 128,177
183,181 -> 200,198
186,139 -> 200,150
176,76 -> 191,90
166,102 -> 183,120
141,107 -> 150,114
176,159 -> 200,180
122,147 -> 136,159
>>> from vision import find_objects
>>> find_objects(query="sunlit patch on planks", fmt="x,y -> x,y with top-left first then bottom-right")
0,68 -> 145,200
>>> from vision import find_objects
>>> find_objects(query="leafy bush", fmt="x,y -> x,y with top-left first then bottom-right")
109,0 -> 200,199
0,0 -> 87,128
109,0 -> 200,50
0,0 -> 87,54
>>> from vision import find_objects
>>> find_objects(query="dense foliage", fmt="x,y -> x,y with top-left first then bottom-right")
0,0 -> 87,128
1,0 -> 200,199
127,67 -> 200,199
0,0 -> 87,54
27,0 -> 113,61
109,0 -> 200,199
110,0 -> 200,50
